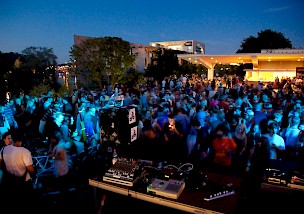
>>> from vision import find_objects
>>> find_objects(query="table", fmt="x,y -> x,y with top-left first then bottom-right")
89,171 -> 241,214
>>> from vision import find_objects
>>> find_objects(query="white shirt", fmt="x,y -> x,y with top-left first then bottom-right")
162,80 -> 166,88
0,145 -> 33,181
52,142 -> 69,177
265,133 -> 285,160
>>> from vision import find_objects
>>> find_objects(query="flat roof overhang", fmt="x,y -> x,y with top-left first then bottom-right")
177,53 -> 304,69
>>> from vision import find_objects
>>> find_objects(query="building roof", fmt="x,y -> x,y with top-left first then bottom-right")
177,52 -> 304,69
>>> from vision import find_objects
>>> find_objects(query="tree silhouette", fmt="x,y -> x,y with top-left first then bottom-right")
237,29 -> 292,53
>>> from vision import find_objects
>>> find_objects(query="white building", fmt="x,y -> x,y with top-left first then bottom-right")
150,40 -> 205,54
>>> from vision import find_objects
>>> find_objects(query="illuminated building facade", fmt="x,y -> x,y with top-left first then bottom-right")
145,40 -> 205,70
150,40 -> 205,54
178,48 -> 304,81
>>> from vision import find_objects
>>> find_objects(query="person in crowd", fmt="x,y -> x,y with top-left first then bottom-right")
211,123 -> 237,175
136,118 -> 160,161
49,131 -> 70,204
0,107 -> 11,140
0,131 -> 13,154
1,101 -> 18,130
163,115 -> 186,162
83,106 -> 98,148
14,97 -> 26,131
0,131 -> 36,213
210,109 -> 226,134
281,116 -> 301,161
44,110 -> 64,141
242,136 -> 270,199
253,102 -> 267,126
123,92 -> 133,107
232,122 -> 248,176
251,94 -> 260,105
186,118 -> 200,160
156,106 -> 170,130
246,124 -> 262,152
247,135 -> 270,173
174,107 -> 191,136
243,109 -> 254,133
75,103 -> 88,143
264,121 -> 285,160
39,100 -> 57,135
62,97 -> 73,115
196,100 -> 209,128
208,106 -> 219,124
288,100 -> 302,119
187,118 -> 211,164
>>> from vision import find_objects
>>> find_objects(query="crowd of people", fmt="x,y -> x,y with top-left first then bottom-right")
1,73 -> 304,212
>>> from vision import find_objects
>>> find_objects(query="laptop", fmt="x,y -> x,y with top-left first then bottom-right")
147,178 -> 185,199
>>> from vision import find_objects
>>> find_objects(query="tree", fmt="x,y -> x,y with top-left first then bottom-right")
70,36 -> 136,88
0,51 -> 21,101
237,29 -> 293,53
121,67 -> 146,88
145,48 -> 183,81
20,47 -> 58,90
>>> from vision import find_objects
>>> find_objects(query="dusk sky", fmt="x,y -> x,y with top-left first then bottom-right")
1,0 -> 303,64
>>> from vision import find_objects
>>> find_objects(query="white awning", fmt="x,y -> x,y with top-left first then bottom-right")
244,69 -> 296,72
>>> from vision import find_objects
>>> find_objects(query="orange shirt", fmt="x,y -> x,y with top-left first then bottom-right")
212,137 -> 237,166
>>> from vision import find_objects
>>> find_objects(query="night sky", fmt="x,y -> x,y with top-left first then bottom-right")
0,0 -> 303,64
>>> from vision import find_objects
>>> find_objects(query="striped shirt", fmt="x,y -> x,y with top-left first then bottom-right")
2,106 -> 15,126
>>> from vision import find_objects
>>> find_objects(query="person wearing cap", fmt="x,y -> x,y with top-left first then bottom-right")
244,109 -> 255,134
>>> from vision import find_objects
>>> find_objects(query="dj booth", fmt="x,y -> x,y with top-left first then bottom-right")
88,156 -> 304,214
88,158 -> 242,214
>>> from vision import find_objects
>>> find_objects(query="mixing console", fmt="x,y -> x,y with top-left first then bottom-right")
103,158 -> 140,186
